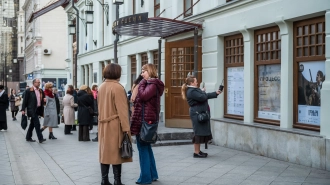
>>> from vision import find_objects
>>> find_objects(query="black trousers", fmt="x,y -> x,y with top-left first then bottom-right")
11,110 -> 18,118
26,111 -> 43,141
64,125 -> 72,134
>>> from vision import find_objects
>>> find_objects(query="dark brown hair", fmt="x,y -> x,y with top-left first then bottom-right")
103,63 -> 122,80
181,75 -> 196,100
142,64 -> 158,78
86,87 -> 93,95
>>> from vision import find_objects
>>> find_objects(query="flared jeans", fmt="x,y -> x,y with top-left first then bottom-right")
136,135 -> 158,184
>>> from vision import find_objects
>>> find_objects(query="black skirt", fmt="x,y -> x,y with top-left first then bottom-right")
192,135 -> 213,149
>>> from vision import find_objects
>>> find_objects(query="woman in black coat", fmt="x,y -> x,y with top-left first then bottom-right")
77,85 -> 94,141
0,85 -> 9,131
181,76 -> 222,158
9,89 -> 20,121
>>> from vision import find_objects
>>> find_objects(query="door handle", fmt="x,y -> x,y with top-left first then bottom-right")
165,88 -> 168,97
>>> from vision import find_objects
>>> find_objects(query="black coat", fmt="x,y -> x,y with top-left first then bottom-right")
0,92 -> 9,123
54,94 -> 60,114
186,87 -> 218,136
73,90 -> 78,111
77,90 -> 94,126
21,87 -> 45,118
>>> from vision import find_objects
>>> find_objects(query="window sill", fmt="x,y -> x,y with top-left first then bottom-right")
211,117 -> 323,138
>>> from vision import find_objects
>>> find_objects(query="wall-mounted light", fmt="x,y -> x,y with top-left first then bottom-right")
93,40 -> 97,46
85,10 -> 94,24
68,24 -> 75,35
113,0 -> 124,5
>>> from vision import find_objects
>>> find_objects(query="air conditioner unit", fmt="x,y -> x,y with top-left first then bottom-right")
43,49 -> 52,55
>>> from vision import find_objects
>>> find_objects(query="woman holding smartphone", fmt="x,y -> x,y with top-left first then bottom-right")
181,76 -> 222,158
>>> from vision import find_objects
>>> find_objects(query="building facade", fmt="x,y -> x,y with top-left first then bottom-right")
0,0 -> 20,90
18,0 -> 26,82
22,0 -> 67,92
64,0 -> 330,170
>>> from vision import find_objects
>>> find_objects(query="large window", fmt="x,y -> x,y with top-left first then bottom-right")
154,0 -> 160,17
294,16 -> 325,130
224,34 -> 244,119
254,26 -> 281,125
141,53 -> 148,66
184,0 -> 193,17
131,56 -> 137,87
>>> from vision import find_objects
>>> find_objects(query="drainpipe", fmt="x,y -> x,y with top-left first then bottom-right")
72,0 -> 79,88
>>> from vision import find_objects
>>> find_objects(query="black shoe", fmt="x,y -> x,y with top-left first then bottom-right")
26,139 -> 36,142
49,132 -> 57,139
199,151 -> 208,156
13,118 -> 17,121
64,133 -> 73,135
39,139 -> 46,143
193,153 -> 207,158
71,129 -> 77,131
92,133 -> 98,142
40,128 -> 45,132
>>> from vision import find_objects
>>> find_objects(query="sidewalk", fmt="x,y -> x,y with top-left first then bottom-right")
1,110 -> 330,185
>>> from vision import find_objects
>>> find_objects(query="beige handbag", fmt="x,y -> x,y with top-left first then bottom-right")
15,99 -> 21,106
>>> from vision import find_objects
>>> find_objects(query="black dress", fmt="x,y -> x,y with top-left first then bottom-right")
0,92 -> 9,130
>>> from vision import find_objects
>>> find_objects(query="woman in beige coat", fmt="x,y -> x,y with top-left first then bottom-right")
98,63 -> 132,185
62,86 -> 78,135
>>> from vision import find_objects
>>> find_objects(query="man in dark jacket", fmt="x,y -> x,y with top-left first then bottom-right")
0,85 -> 9,131
53,88 -> 60,126
71,88 -> 78,131
21,79 -> 46,143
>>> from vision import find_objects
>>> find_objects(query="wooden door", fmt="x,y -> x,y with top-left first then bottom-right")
165,39 -> 202,128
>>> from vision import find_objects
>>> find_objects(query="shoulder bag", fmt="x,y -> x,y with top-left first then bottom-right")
81,102 -> 94,116
196,111 -> 210,123
121,133 -> 133,158
139,90 -> 159,144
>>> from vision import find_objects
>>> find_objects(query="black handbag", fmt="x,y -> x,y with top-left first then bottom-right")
121,133 -> 133,159
61,114 -> 64,123
196,111 -> 210,123
82,102 -> 94,115
139,90 -> 159,144
21,115 -> 27,130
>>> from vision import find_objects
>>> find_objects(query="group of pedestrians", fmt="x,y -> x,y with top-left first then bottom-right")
1,62 -> 222,185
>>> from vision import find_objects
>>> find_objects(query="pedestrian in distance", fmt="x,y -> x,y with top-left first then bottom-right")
71,88 -> 79,131
98,63 -> 132,185
9,89 -> 20,121
181,75 -> 222,158
40,82 -> 58,140
77,85 -> 94,141
21,78 -> 46,143
91,84 -> 99,142
53,88 -> 60,127
131,64 -> 164,184
0,85 -> 9,131
62,85 -> 78,135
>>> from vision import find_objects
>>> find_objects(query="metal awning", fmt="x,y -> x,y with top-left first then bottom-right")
28,0 -> 70,23
112,13 -> 202,39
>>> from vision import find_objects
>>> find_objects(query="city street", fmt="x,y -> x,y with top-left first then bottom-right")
1,110 -> 330,185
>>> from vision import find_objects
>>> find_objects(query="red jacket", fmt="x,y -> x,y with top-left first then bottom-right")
130,78 -> 164,135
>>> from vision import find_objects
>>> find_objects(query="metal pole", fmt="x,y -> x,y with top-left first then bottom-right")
73,0 -> 79,88
114,4 -> 119,63
4,54 -> 7,92
158,39 -> 161,79
193,27 -> 198,80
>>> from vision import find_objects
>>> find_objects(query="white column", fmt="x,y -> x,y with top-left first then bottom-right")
84,65 -> 88,86
321,10 -> 330,138
89,64 -> 93,85
136,54 -> 142,74
240,28 -> 254,123
276,20 -> 293,129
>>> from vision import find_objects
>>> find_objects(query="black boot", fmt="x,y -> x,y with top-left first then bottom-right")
92,132 -> 98,142
49,132 -> 57,139
101,164 -> 112,185
113,164 -> 124,185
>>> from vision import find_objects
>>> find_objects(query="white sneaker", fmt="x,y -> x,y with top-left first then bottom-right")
89,130 -> 94,134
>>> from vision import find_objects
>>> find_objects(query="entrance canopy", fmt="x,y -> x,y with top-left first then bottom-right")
112,13 -> 202,38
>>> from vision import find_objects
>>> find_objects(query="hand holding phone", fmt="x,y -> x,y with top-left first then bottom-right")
219,79 -> 224,91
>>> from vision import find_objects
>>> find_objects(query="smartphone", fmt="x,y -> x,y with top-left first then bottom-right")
219,79 -> 224,91
200,82 -> 205,89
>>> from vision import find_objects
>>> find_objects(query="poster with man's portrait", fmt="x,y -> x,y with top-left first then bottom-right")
58,78 -> 67,97
298,61 -> 325,125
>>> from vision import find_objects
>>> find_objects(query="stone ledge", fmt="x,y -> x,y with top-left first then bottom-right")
212,118 -> 323,138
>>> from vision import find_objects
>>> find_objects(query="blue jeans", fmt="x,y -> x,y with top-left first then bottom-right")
136,135 -> 158,184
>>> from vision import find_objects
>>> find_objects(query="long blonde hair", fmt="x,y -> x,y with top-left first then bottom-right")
181,76 -> 196,100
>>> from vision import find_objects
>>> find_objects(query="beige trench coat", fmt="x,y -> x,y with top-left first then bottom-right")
62,94 -> 77,125
98,79 -> 132,164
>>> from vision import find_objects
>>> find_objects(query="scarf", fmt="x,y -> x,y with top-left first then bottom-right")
0,90 -> 4,97
44,89 -> 54,98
